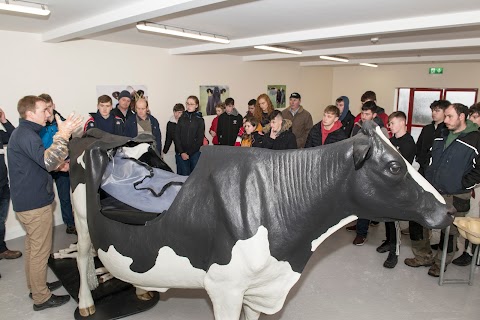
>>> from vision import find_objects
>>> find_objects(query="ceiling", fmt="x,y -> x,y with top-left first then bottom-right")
1,0 -> 480,66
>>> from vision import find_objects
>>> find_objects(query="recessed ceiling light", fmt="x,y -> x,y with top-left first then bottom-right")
254,45 -> 302,55
359,63 -> 378,68
0,0 -> 50,16
319,55 -> 349,63
136,22 -> 230,44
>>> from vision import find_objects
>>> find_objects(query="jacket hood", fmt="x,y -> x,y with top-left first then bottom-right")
263,119 -> 293,135
338,96 -> 350,121
464,119 -> 479,134
226,108 -> 239,116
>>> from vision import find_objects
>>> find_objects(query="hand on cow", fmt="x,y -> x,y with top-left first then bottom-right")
57,112 -> 84,140
181,152 -> 189,161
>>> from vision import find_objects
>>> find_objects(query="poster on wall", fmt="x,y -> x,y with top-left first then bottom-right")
199,85 -> 230,116
96,85 -> 148,111
267,85 -> 286,109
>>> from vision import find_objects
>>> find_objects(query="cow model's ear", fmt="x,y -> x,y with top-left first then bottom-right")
353,140 -> 372,170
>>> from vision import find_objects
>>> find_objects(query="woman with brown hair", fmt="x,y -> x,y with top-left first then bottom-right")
254,94 -> 274,127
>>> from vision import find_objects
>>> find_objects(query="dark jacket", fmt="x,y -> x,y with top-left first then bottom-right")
425,121 -> 480,195
124,115 -> 162,154
0,120 -> 15,187
304,122 -> 347,148
341,111 -> 355,138
415,121 -> 446,175
262,119 -> 297,150
390,132 -> 416,164
260,112 -> 270,127
163,117 -> 179,154
217,109 -> 243,146
174,111 -> 205,156
7,119 -> 54,212
84,112 -> 124,136
338,96 -> 355,137
111,107 -> 134,122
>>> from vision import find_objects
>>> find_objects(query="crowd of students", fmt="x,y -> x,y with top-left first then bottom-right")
76,89 -> 480,275
2,88 -> 480,312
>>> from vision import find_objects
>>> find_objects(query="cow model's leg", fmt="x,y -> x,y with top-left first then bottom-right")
204,281 -> 244,320
135,287 -> 155,301
243,305 -> 260,320
73,184 -> 98,317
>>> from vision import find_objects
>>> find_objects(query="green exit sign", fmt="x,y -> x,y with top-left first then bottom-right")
429,67 -> 444,74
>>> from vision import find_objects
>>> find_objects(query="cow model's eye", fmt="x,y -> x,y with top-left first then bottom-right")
388,161 -> 402,175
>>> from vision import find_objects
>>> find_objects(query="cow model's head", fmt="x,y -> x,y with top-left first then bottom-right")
350,121 -> 452,229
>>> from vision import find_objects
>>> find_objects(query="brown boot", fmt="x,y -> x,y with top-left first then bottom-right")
0,249 -> 22,259
404,257 -> 433,267
428,263 -> 446,277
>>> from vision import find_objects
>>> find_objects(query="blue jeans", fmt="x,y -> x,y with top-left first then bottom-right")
51,171 -> 75,227
0,184 -> 10,252
176,151 -> 201,176
356,218 -> 370,237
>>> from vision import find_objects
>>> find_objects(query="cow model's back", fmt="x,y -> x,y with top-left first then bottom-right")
69,123 -> 451,320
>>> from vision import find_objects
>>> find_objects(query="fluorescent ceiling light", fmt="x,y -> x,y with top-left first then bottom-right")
359,63 -> 378,68
136,22 -> 229,44
254,45 -> 302,55
0,0 -> 50,16
319,55 -> 349,62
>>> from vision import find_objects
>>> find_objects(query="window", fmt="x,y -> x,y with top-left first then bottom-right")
395,88 -> 478,141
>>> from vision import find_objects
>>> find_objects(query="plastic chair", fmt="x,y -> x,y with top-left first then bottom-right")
439,217 -> 480,285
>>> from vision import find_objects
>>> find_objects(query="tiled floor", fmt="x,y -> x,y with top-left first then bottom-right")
1,223 -> 479,320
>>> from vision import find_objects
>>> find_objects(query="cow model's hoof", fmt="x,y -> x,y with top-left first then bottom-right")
136,291 -> 155,301
79,305 -> 96,317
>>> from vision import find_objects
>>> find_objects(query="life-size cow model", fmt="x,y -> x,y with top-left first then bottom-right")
69,122 -> 452,320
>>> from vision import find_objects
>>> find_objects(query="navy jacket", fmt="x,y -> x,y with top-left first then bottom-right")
112,107 -> 134,122
0,120 -> 15,187
124,115 -> 162,154
425,124 -> 480,195
84,112 -> 124,136
7,119 -> 54,212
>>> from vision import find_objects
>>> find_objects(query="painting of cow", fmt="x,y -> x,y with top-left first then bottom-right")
69,122 -> 452,319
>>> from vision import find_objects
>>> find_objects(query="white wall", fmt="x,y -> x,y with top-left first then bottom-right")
0,30 -> 332,240
331,63 -> 480,115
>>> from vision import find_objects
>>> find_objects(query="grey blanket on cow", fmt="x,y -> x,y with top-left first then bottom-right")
101,151 -> 187,213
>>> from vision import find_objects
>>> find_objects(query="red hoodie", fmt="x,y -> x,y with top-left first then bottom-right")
210,116 -> 220,145
321,120 -> 343,145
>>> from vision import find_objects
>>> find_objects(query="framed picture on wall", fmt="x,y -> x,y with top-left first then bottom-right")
96,85 -> 148,112
267,85 -> 286,109
199,85 -> 230,116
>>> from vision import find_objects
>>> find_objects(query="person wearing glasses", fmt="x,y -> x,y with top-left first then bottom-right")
174,96 -> 205,176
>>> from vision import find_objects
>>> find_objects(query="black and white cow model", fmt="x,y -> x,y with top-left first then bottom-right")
69,123 -> 451,320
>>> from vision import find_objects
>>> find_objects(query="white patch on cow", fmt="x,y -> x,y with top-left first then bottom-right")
122,143 -> 150,159
97,245 -> 207,292
311,215 -> 358,251
98,226 -> 301,317
374,126 -> 445,204
77,151 -> 86,169
204,226 -> 301,316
